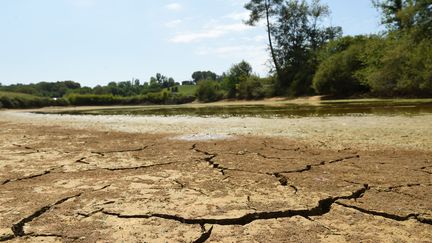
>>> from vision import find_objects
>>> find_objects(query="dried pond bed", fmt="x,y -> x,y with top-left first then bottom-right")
0,111 -> 431,242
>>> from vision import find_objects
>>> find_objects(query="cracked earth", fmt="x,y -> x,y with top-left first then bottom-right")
0,111 -> 431,242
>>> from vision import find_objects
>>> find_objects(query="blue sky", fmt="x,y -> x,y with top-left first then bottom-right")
0,0 -> 382,86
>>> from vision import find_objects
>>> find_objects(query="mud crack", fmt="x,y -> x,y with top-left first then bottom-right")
102,185 -> 369,226
192,144 -> 226,175
11,193 -> 82,237
2,166 -> 64,186
103,161 -> 178,171
273,155 -> 360,174
336,202 -> 432,225
91,144 -> 153,156
193,225 -> 213,243
272,173 -> 298,193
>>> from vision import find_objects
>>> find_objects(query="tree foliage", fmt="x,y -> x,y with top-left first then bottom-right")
245,0 -> 341,95
191,71 -> 218,84
196,80 -> 224,102
313,36 -> 370,96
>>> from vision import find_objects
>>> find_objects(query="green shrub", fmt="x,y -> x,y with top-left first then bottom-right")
65,92 -> 196,106
0,91 -> 56,109
196,80 -> 224,102
358,34 -> 432,97
237,75 -> 265,100
313,43 -> 369,97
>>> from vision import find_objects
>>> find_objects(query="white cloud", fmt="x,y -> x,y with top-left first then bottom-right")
195,44 -> 269,74
170,23 -> 252,43
165,3 -> 182,11
241,34 -> 267,42
224,11 -> 249,21
165,19 -> 183,28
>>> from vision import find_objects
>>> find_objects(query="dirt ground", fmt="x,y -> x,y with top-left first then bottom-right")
0,110 -> 431,242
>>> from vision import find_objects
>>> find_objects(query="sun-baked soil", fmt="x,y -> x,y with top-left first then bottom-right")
0,110 -> 431,242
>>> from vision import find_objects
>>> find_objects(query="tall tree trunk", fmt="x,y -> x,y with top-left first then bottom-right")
265,0 -> 283,85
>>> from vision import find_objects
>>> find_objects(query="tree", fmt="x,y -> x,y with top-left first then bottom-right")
245,0 -> 284,83
373,0 -> 405,30
373,0 -> 432,36
196,80 -> 223,102
273,0 -> 341,94
149,73 -> 176,89
245,0 -> 340,95
313,36 -> 370,96
191,71 -> 217,84
222,61 -> 253,98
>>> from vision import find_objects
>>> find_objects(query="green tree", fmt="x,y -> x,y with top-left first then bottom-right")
245,0 -> 341,95
196,80 -> 224,102
238,75 -> 265,99
222,61 -> 253,98
274,0 -> 341,94
313,36 -> 370,96
191,71 -> 218,84
245,0 -> 284,83
373,0 -> 432,36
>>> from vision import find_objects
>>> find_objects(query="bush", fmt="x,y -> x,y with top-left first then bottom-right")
65,92 -> 196,106
0,91 -> 56,109
358,34 -> 432,97
313,43 -> 369,97
196,80 -> 224,102
237,75 -> 265,99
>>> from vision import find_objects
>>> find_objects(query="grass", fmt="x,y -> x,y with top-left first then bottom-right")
164,85 -> 197,96
0,91 -> 43,99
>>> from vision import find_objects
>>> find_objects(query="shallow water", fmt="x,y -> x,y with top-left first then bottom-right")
38,99 -> 432,118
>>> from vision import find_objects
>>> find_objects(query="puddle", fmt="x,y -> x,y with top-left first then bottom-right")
34,99 -> 432,118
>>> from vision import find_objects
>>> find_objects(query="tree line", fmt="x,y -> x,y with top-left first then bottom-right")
240,0 -> 431,98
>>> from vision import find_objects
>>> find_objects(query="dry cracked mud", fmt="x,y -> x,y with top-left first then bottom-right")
0,112 -> 431,242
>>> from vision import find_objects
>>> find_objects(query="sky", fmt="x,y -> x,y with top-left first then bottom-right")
0,0 -> 383,87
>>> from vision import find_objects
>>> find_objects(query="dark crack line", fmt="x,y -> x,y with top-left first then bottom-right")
94,184 -> 111,191
91,144 -> 153,156
102,185 -> 369,226
75,157 -> 90,164
417,169 -> 432,175
273,155 -> 360,175
0,234 -> 14,242
11,193 -> 82,237
272,173 -> 298,193
246,196 -> 258,211
192,144 -> 360,193
26,232 -> 80,241
103,161 -> 178,171
193,225 -> 213,243
12,144 -> 41,154
336,202 -> 432,225
1,166 -> 64,185
387,183 -> 431,190
192,144 -> 226,175
78,208 -> 104,218
262,141 -> 301,152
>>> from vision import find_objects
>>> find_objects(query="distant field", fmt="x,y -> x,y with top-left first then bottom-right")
0,90 -> 42,99
165,85 -> 197,96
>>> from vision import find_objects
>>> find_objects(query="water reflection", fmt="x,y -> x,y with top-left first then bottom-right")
37,100 -> 432,118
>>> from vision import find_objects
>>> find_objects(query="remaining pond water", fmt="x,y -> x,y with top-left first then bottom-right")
36,99 -> 432,118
